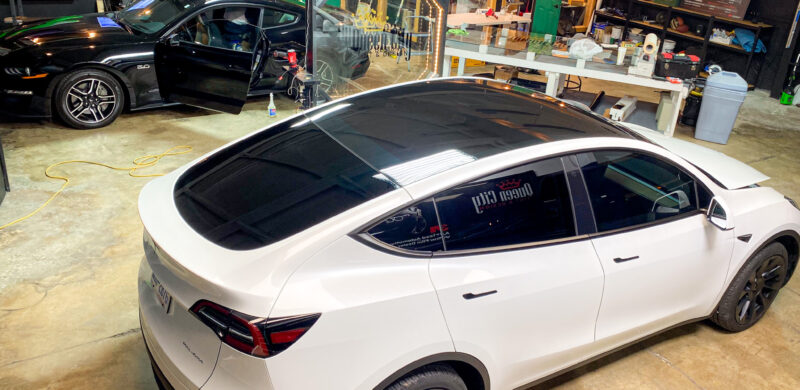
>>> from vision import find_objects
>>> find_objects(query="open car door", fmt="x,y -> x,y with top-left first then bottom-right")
154,15 -> 266,114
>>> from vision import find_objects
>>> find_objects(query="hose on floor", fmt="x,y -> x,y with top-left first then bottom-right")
0,145 -> 193,231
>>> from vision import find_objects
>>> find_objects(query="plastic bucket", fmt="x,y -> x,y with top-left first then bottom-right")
695,87 -> 746,144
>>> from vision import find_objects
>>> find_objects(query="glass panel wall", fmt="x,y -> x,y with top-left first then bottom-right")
310,0 -> 446,101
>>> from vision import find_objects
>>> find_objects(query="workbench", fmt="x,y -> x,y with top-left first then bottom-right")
442,41 -> 689,137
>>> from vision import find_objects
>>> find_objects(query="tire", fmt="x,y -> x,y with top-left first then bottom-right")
711,242 -> 789,332
385,364 -> 467,390
55,69 -> 125,129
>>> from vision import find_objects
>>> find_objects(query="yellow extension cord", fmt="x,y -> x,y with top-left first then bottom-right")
0,145 -> 193,231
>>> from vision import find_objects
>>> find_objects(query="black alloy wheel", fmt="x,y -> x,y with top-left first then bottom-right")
712,242 -> 789,332
734,253 -> 787,325
55,69 -> 125,129
314,57 -> 342,93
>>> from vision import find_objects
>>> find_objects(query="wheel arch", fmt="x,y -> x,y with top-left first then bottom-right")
53,63 -> 137,111
739,230 -> 799,287
372,352 -> 490,390
772,231 -> 799,286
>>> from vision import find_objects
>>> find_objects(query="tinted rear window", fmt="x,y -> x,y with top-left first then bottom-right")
174,120 -> 397,250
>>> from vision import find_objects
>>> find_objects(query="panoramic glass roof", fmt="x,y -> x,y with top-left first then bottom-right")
173,78 -> 633,250
308,78 -> 632,186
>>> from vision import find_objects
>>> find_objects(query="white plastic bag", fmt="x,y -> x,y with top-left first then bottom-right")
569,38 -> 603,60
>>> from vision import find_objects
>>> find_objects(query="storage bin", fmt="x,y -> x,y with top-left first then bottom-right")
694,71 -> 748,144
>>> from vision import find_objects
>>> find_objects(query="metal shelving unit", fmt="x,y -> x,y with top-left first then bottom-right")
595,0 -> 772,83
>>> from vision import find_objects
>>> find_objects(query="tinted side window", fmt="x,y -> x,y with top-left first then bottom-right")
176,7 -> 261,52
367,199 -> 444,252
434,158 -> 576,251
262,8 -> 297,28
578,150 -> 697,232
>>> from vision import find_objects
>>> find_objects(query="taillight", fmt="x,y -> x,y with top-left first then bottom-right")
190,300 -> 320,358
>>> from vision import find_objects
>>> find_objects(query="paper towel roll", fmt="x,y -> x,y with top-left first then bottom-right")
643,33 -> 659,56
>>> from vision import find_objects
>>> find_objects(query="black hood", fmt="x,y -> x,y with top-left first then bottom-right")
0,14 -> 140,51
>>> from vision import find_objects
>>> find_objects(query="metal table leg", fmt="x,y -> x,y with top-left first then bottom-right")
456,56 -> 466,76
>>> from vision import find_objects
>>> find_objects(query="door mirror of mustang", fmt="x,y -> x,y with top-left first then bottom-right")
168,34 -> 181,47
707,198 -> 733,231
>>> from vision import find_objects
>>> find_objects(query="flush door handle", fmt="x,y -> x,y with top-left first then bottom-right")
613,256 -> 640,263
462,290 -> 497,300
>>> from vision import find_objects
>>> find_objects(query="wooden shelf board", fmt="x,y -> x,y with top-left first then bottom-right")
666,28 -> 704,42
708,40 -> 747,53
594,11 -> 626,23
629,19 -> 665,31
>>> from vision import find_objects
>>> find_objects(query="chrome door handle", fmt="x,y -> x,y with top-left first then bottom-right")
613,256 -> 639,263
463,290 -> 497,300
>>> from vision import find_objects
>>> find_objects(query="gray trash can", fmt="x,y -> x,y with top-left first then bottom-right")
694,71 -> 748,144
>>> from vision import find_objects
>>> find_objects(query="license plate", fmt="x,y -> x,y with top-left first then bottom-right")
151,273 -> 172,313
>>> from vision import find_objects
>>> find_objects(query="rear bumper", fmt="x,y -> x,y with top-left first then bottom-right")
140,308 -> 198,390
143,330 -> 176,390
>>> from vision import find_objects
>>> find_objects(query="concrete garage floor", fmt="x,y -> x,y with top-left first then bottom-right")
0,82 -> 799,389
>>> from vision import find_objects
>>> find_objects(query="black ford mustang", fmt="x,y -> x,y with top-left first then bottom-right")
0,0 -> 369,128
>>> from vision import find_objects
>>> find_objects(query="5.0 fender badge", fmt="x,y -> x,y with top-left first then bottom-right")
137,64 -> 151,70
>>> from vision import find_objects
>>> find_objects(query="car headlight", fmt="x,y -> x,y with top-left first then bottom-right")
4,67 -> 32,76
787,196 -> 800,211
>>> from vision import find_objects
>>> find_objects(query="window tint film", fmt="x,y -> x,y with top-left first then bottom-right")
176,7 -> 261,52
174,120 -> 397,250
578,150 -> 697,232
309,80 -> 633,186
434,158 -> 576,251
262,8 -> 296,27
367,199 -> 444,252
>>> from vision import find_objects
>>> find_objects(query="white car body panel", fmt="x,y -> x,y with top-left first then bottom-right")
622,122 -> 770,189
428,241 -> 604,389
716,187 -> 800,293
136,78 -> 800,390
591,214 -> 734,341
203,344 -> 273,389
266,236 -> 454,390
138,256 -> 218,390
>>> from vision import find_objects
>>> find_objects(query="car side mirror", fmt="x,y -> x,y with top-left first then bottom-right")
168,34 -> 181,47
707,198 -> 733,231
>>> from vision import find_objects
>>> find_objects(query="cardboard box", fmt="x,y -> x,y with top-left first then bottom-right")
451,57 -> 486,67
681,0 -> 751,20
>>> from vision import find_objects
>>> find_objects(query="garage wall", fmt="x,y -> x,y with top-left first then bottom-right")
751,0 -> 799,92
0,0 -> 97,21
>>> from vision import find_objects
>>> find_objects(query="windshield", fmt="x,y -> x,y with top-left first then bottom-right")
117,0 -> 203,34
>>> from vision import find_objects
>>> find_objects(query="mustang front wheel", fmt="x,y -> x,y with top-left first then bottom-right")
712,242 -> 789,332
55,69 -> 125,129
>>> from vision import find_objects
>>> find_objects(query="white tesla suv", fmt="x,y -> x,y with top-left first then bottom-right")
138,78 -> 799,390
